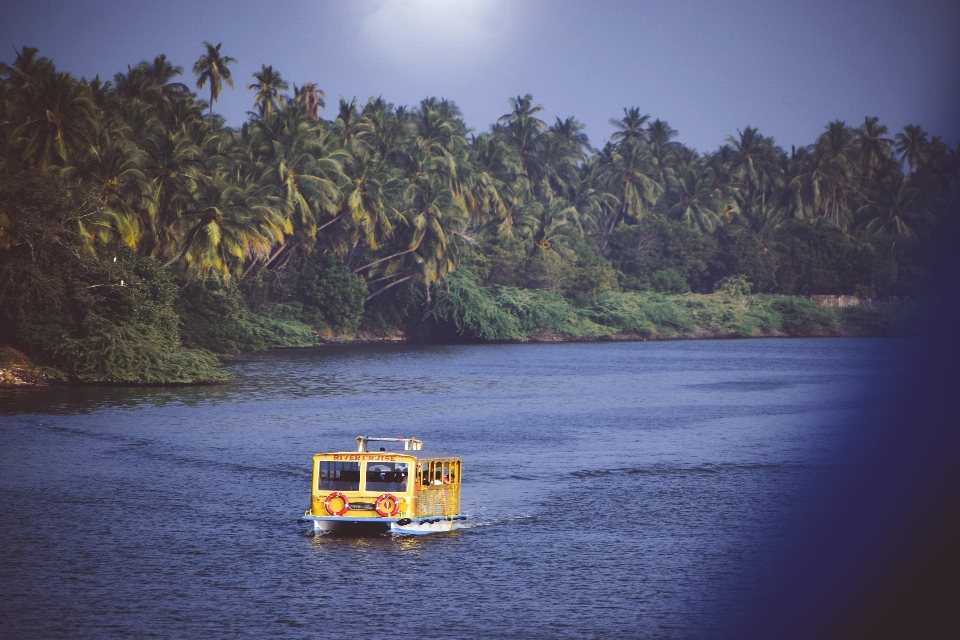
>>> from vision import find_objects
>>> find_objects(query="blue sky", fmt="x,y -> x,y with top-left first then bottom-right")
3,0 -> 958,153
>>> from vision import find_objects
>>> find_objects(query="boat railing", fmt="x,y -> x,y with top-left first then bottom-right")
356,435 -> 423,452
415,484 -> 460,517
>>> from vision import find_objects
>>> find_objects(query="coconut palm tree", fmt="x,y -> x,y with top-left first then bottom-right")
339,148 -> 398,256
193,42 -> 236,127
515,197 -> 581,262
855,116 -> 893,180
296,83 -> 326,122
139,124 -> 205,255
813,120 -> 857,227
666,165 -> 724,234
62,132 -> 151,247
332,97 -> 366,147
595,138 -> 662,252
610,107 -> 650,145
164,171 -> 278,279
238,106 -> 346,272
727,127 -> 783,207
646,118 -> 680,185
361,173 -> 467,300
858,172 -> 920,238
895,124 -> 929,173
247,65 -> 288,120
8,71 -> 97,169
496,94 -> 548,198
468,132 -> 523,226
542,116 -> 590,201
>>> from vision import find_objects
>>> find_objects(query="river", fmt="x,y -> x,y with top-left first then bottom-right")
0,338 -> 907,638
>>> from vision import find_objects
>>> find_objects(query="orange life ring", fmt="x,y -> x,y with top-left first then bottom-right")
324,492 -> 350,516
375,493 -> 400,517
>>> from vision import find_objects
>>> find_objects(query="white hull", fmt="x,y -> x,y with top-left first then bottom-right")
389,519 -> 456,535
308,516 -> 462,536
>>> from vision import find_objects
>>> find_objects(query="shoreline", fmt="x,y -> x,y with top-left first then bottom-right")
1,326 -> 915,389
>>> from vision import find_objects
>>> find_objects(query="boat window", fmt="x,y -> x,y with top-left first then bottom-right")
417,460 -> 455,486
318,461 -> 360,491
365,462 -> 408,492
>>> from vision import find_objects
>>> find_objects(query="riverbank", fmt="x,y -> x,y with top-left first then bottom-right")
0,346 -> 62,388
0,294 -> 921,388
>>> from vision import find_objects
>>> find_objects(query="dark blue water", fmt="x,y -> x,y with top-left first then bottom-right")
0,338 -> 905,638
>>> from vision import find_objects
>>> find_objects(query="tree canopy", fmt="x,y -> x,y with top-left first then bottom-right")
1,45 -> 957,381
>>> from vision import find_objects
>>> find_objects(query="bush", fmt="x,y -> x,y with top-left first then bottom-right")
774,218 -> 879,295
713,225 -> 778,293
495,287 -> 613,338
425,269 -> 522,341
177,278 -> 317,353
607,216 -> 718,292
0,171 -> 227,383
715,275 -> 753,296
54,319 -> 227,384
298,253 -> 368,334
177,278 -> 266,354
651,268 -> 689,293
839,299 -> 920,336
586,292 -> 657,335
679,294 -> 780,337
768,296 -> 838,334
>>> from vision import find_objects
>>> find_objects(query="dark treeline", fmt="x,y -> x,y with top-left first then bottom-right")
1,46 -> 957,383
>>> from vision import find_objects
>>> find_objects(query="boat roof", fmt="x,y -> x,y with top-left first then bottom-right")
315,450 -> 458,460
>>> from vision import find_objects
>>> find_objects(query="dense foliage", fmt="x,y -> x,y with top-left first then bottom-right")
1,46 -> 956,382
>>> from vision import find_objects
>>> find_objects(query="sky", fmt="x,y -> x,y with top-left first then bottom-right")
2,0 -> 958,153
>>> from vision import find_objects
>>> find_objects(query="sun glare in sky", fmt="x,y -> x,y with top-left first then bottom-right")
360,0 -> 514,71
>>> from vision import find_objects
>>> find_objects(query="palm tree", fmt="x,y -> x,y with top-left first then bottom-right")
164,171 -> 277,280
515,197 -> 581,262
666,165 -> 724,234
814,120 -> 857,227
9,71 -> 97,169
894,124 -> 929,173
542,116 -> 590,201
468,132 -> 523,226
727,127 -> 782,206
595,138 -> 663,253
296,83 -> 326,122
247,65 -> 288,119
496,94 -> 548,198
357,173 -> 466,301
358,97 -> 405,158
193,42 -> 236,127
332,97 -> 366,147
610,107 -> 650,145
139,124 -> 205,255
0,46 -> 55,93
62,132 -> 151,247
858,172 -> 920,238
339,148 -> 398,255
855,116 -> 892,180
236,106 -> 347,271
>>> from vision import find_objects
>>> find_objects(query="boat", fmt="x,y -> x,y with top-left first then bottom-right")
301,435 -> 464,535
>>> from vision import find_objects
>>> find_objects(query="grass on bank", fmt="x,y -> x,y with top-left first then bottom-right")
426,269 -> 919,341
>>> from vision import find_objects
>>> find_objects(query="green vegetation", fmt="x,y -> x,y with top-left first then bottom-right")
1,47 -> 956,383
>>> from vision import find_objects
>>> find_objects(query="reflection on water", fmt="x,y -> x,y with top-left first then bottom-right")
0,338 -> 906,637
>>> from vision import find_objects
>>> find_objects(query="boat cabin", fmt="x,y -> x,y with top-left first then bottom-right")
302,436 -> 463,535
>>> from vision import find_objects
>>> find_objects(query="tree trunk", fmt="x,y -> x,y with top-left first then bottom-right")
351,247 -> 416,274
262,241 -> 289,270
364,274 -> 415,302
316,212 -> 344,233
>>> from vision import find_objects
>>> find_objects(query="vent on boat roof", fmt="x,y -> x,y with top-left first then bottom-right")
356,435 -> 424,452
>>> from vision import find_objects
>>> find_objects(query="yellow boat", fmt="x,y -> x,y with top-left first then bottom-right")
301,436 -> 464,535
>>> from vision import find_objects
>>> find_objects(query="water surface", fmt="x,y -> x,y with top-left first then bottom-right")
0,338 -> 904,638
